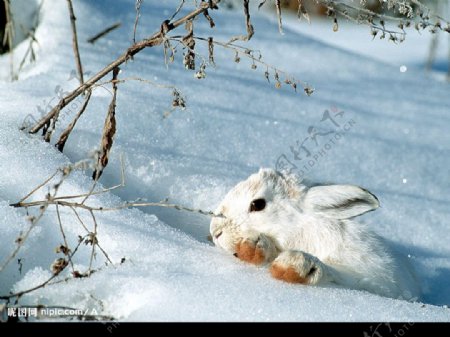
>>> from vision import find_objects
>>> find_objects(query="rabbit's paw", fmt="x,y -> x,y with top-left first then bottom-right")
234,233 -> 277,265
270,250 -> 324,285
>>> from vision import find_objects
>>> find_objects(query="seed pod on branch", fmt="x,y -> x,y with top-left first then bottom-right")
51,258 -> 68,275
92,67 -> 119,181
182,20 -> 195,70
172,89 -> 186,109
208,37 -> 215,66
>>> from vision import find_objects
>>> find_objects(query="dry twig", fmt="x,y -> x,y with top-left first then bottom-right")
55,90 -> 92,152
29,0 -> 221,136
1,157 -> 219,302
66,0 -> 84,86
87,22 -> 121,44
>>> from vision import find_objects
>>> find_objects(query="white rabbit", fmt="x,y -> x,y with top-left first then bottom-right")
210,168 -> 420,300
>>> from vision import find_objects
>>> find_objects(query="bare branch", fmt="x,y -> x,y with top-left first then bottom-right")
17,170 -> 59,204
69,206 -> 90,233
73,152 -> 121,206
0,234 -> 89,301
55,90 -> 92,152
0,207 -> 47,274
203,9 -> 215,28
169,0 -> 186,22
87,22 -> 121,44
189,36 -> 313,95
29,0 -> 219,135
0,271 -> 60,301
2,154 -> 217,301
70,205 -> 113,266
13,198 -> 222,218
66,0 -> 84,86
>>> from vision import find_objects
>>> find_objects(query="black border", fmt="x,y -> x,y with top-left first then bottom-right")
1,322 -> 449,337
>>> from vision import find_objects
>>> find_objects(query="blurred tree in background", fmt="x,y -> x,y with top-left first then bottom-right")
0,0 -> 7,54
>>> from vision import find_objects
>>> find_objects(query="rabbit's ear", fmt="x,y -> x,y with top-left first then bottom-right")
302,185 -> 380,219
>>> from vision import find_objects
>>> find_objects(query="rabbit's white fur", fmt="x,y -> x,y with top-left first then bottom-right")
210,168 -> 420,300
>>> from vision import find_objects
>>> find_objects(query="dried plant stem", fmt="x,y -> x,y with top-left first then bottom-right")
190,36 -> 311,92
81,153 -> 124,204
330,4 -> 404,36
55,90 -> 92,152
0,234 -> 88,301
2,156 -> 218,301
29,0 -> 220,136
410,0 -> 448,24
0,258 -> 119,302
1,160 -> 93,274
169,0 -> 186,22
0,205 -> 48,274
16,170 -> 59,204
69,205 -> 90,233
68,205 -> 112,265
1,161 -> 118,300
55,204 -> 74,271
66,0 -> 84,86
87,22 -> 121,44
0,170 -> 68,273
333,0 -> 405,23
0,272 -> 59,301
113,77 -> 181,90
12,198 -> 220,217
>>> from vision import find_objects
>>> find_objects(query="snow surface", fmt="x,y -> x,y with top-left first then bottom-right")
1,0 -> 450,321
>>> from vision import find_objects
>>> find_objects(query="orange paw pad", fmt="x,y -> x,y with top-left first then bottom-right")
270,263 -> 307,284
235,240 -> 266,265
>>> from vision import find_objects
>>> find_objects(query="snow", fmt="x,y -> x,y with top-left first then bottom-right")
1,0 -> 450,321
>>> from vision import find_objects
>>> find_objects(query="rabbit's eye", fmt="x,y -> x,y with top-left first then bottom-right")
249,198 -> 266,212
